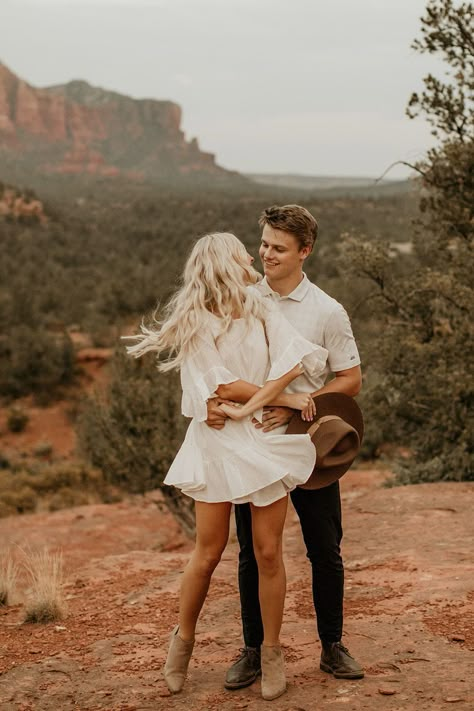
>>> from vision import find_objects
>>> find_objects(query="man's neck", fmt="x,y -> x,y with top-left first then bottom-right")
266,271 -> 304,297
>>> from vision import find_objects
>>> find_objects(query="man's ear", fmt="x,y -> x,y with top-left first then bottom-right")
300,246 -> 311,261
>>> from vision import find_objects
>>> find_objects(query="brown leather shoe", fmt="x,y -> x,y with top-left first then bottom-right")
224,647 -> 261,690
320,641 -> 364,679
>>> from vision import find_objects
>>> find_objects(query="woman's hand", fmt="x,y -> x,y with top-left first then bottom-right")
301,399 -> 317,422
285,392 -> 316,421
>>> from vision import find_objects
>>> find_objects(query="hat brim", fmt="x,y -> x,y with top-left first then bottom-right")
286,393 -> 364,490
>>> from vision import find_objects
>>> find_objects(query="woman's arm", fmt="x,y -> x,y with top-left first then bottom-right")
216,380 -> 258,402
217,380 -> 298,407
220,364 -> 315,420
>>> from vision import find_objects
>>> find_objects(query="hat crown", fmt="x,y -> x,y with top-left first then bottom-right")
286,393 -> 364,490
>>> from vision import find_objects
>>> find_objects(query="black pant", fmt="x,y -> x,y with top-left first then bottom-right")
235,481 -> 344,648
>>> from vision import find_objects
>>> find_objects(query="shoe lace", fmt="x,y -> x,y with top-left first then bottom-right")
237,647 -> 259,662
335,642 -> 353,658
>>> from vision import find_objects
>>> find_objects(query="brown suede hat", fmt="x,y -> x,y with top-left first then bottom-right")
286,392 -> 364,490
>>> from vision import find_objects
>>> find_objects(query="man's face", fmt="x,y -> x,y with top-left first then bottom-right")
259,224 -> 310,282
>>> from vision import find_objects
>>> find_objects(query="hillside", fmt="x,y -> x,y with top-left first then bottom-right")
246,173 -> 413,196
0,62 -> 241,185
0,471 -> 472,709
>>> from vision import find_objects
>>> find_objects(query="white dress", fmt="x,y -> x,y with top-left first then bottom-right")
164,303 -> 328,507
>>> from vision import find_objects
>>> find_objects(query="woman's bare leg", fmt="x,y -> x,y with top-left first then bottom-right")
178,500 -> 232,641
250,496 -> 288,646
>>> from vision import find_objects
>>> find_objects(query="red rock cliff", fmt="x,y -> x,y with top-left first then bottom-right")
0,63 -> 234,181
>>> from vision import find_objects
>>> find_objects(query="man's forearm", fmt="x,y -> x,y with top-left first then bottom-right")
311,366 -> 362,398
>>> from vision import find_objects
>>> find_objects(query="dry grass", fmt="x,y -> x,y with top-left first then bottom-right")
22,548 -> 66,623
0,551 -> 20,606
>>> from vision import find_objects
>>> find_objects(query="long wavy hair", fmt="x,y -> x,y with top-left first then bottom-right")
125,232 -> 266,371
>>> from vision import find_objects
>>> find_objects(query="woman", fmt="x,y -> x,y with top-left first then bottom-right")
126,232 -> 327,700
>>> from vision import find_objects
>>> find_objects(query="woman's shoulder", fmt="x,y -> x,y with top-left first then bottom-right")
245,284 -> 275,313
198,310 -> 223,339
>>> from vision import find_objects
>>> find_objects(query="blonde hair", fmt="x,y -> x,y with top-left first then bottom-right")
125,232 -> 266,371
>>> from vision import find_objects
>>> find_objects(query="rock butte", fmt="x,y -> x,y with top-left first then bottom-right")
0,62 -> 238,182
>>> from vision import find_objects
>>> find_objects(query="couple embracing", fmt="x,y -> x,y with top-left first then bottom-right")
127,204 -> 364,700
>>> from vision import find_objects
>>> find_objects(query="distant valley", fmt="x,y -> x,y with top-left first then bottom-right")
246,173 -> 412,195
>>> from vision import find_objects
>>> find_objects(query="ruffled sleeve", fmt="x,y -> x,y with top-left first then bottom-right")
263,302 -> 328,382
180,328 -> 239,422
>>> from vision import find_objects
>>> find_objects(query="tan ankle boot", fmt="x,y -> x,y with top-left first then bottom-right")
261,644 -> 286,700
163,626 -> 195,693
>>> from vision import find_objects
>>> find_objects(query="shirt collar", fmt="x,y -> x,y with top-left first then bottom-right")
256,273 -> 310,302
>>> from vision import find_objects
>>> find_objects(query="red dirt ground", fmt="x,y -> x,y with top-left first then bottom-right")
0,347 -> 111,460
0,470 -> 472,710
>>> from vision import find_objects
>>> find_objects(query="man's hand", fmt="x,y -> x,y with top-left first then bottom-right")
205,398 -> 228,430
252,406 -> 295,432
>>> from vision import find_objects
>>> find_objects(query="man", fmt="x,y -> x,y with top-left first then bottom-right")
206,204 -> 364,688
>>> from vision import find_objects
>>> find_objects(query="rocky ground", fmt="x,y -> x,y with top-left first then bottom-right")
0,470 -> 472,711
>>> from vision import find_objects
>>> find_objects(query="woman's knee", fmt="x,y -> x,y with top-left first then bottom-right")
254,539 -> 282,574
193,545 -> 224,576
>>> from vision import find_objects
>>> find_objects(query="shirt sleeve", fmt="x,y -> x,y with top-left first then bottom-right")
324,304 -> 361,373
180,330 -> 239,422
263,303 -> 328,382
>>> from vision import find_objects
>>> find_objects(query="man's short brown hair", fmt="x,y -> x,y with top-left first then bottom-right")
258,204 -> 318,251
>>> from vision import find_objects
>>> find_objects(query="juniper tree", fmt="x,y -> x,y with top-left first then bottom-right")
341,0 -> 474,482
77,349 -> 195,535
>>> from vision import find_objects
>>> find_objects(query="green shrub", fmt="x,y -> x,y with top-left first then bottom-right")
48,487 -> 89,512
1,484 -> 36,514
7,407 -> 29,433
77,349 -> 195,535
77,349 -> 186,494
0,328 -> 75,400
0,500 -> 16,518
33,441 -> 53,458
0,463 -> 110,518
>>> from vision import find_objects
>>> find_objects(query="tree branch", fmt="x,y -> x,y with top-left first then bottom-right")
375,161 -> 427,185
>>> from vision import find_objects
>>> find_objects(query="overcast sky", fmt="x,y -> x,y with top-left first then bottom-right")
1,0 -> 445,178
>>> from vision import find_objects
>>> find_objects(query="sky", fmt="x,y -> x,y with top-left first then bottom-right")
1,0 -> 446,178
